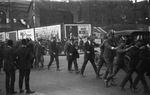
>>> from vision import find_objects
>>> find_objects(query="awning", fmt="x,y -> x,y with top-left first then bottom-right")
93,27 -> 107,34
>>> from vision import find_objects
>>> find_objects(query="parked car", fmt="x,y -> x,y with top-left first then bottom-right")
114,30 -> 150,45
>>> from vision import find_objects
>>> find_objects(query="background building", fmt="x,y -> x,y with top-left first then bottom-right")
0,0 -> 150,32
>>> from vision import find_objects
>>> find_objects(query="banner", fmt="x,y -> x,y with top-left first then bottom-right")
78,24 -> 91,38
6,31 -> 18,42
65,25 -> 78,39
35,24 -> 61,41
64,24 -> 91,42
18,28 -> 35,41
0,32 -> 5,42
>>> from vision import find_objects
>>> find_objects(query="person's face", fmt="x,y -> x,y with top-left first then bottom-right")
136,41 -> 142,47
90,38 -> 94,42
108,35 -> 114,40
147,44 -> 150,51
121,42 -> 126,47
71,40 -> 74,43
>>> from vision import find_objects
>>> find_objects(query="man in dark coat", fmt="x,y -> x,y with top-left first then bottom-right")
120,40 -> 143,91
105,37 -> 133,87
64,37 -> 70,61
66,38 -> 80,74
80,36 -> 98,77
15,39 -> 35,94
3,40 -> 17,94
48,37 -> 61,71
131,43 -> 150,93
34,39 -> 45,69
97,35 -> 108,78
78,37 -> 84,52
102,31 -> 117,87
26,38 -> 35,69
0,42 -> 5,72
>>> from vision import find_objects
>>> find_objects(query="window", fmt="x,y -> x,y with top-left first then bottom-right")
0,10 -> 6,24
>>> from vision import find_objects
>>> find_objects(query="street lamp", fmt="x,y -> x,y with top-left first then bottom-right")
33,15 -> 36,41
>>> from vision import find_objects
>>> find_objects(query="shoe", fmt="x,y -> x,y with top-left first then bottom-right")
10,91 -> 17,94
26,90 -> 35,94
96,74 -> 103,79
19,89 -> 24,93
69,69 -> 74,72
57,69 -> 61,71
47,66 -> 50,70
111,78 -> 116,83
76,71 -> 80,74
104,79 -> 109,87
96,76 -> 101,79
99,73 -> 103,76
110,79 -> 117,86
68,70 -> 73,73
120,85 -> 126,91
131,87 -> 138,93
144,89 -> 150,94
6,91 -> 11,94
80,74 -> 85,78
110,82 -> 117,86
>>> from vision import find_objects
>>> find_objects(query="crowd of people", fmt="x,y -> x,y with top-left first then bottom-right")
0,39 -> 36,94
97,30 -> 150,94
0,30 -> 150,94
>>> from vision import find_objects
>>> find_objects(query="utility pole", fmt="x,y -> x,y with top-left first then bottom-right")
148,0 -> 150,20
32,0 -> 36,41
134,0 -> 137,29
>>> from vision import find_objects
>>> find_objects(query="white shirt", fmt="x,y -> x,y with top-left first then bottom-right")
88,40 -> 91,45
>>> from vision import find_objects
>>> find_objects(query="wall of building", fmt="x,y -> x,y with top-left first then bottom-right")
0,6 -> 11,32
27,0 -> 90,28
39,9 -> 73,26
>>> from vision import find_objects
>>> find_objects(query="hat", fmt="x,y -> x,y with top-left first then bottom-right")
107,30 -> 115,37
70,37 -> 74,41
21,39 -> 27,45
7,40 -> 13,46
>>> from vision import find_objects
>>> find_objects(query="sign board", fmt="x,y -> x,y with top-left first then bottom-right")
64,24 -> 91,42
78,24 -> 91,39
6,31 -> 18,42
35,24 -> 61,41
0,32 -> 5,42
18,28 -> 35,41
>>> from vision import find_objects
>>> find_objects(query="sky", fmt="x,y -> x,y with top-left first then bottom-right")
24,0 -> 146,1
132,0 -> 146,3
6,0 -> 146,2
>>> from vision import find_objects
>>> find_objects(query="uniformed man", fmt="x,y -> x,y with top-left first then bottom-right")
97,35 -> 108,78
120,39 -> 143,91
0,42 -> 5,72
15,39 -> 35,94
105,37 -> 133,87
66,37 -> 80,74
102,30 -> 117,87
80,36 -> 98,77
3,40 -> 17,94
48,37 -> 61,71
34,39 -> 45,69
131,43 -> 150,93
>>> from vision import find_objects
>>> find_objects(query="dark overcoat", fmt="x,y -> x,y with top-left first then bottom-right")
16,46 -> 32,70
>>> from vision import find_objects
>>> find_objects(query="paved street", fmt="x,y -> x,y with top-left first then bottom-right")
0,54 -> 150,95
